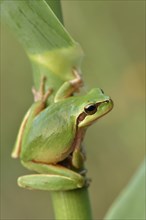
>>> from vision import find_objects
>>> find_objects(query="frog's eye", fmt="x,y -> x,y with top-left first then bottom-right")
84,104 -> 97,115
100,88 -> 104,94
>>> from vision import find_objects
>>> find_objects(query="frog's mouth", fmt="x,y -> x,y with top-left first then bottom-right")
77,99 -> 113,128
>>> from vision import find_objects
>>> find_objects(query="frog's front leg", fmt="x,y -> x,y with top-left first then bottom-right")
54,68 -> 83,102
18,161 -> 85,191
72,147 -> 85,169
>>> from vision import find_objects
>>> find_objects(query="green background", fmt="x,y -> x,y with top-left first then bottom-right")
1,1 -> 145,219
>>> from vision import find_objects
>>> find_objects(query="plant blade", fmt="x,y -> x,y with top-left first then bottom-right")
104,160 -> 146,220
1,0 -> 83,96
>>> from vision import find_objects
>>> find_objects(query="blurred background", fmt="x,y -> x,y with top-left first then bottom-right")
1,1 -> 145,219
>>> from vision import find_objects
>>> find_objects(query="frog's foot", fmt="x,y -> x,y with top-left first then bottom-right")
70,68 -> 83,92
83,177 -> 91,188
32,76 -> 53,103
79,168 -> 87,176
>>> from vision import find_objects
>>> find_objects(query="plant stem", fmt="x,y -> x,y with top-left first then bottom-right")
52,188 -> 93,220
46,2 -> 93,219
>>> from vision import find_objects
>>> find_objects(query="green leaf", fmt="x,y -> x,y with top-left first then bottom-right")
1,0 -> 83,100
104,160 -> 146,220
45,0 -> 63,24
1,0 -> 74,53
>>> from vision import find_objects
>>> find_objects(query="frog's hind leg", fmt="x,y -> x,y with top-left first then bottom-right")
12,77 -> 52,159
18,174 -> 83,191
11,109 -> 31,158
18,160 -> 85,191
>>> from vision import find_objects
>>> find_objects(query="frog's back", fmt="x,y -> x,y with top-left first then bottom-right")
20,100 -> 78,163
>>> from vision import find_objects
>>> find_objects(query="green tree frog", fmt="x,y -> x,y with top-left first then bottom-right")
12,69 -> 113,191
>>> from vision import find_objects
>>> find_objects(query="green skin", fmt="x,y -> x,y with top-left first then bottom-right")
12,70 -> 113,191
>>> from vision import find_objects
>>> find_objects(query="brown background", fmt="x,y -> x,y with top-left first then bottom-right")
1,1 -> 145,219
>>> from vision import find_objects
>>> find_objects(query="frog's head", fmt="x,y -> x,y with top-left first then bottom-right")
78,88 -> 113,128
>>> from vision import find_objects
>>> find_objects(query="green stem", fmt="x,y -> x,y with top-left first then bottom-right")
52,188 -> 93,220
46,2 -> 93,219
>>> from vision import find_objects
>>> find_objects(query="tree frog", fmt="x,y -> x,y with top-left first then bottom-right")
12,69 -> 113,191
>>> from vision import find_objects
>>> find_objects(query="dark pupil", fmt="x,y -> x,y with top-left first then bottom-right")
84,104 -> 97,115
